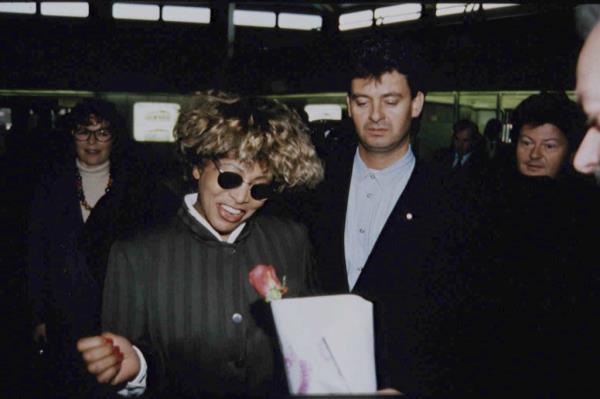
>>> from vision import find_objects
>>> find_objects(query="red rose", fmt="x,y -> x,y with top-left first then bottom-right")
248,264 -> 288,302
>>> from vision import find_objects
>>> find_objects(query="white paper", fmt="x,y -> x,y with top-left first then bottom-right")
270,294 -> 377,395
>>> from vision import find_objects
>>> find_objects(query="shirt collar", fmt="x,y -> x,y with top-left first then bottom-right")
184,193 -> 245,244
353,145 -> 415,180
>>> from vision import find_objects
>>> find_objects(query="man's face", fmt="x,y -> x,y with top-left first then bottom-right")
347,71 -> 424,164
516,123 -> 569,178
453,129 -> 473,155
574,24 -> 600,175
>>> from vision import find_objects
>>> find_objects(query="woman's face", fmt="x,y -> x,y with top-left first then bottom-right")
192,156 -> 271,240
516,123 -> 569,178
74,115 -> 113,167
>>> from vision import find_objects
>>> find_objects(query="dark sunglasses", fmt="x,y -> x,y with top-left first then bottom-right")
213,161 -> 274,201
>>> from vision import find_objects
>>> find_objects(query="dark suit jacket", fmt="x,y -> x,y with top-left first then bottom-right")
309,147 -> 466,396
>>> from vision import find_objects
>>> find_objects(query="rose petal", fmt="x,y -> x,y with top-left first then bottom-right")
249,264 -> 285,301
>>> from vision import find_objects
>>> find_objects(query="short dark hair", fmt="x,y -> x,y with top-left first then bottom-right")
347,34 -> 426,98
510,92 -> 585,149
67,98 -> 123,134
453,119 -> 479,137
483,118 -> 503,141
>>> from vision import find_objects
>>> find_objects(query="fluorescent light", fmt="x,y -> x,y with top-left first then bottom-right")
482,4 -> 518,11
278,12 -> 322,31
435,3 -> 480,17
0,2 -> 36,14
339,10 -> 373,31
162,5 -> 210,24
234,10 -> 276,28
375,3 -> 421,25
305,104 -> 342,122
41,2 -> 89,18
113,3 -> 159,21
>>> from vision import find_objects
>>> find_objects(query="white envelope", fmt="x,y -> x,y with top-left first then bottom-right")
270,294 -> 377,395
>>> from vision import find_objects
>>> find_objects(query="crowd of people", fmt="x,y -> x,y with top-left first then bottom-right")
2,14 -> 598,399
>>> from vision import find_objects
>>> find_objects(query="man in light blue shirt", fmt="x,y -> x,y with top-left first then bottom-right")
310,35 -> 464,396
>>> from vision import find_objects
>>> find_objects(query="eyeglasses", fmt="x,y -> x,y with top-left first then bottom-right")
213,160 -> 274,201
73,127 -> 113,142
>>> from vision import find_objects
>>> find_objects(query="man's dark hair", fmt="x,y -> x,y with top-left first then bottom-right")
483,118 -> 503,142
453,119 -> 479,138
510,92 -> 585,149
347,34 -> 426,97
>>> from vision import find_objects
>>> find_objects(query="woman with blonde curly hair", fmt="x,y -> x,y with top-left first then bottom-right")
76,92 -> 323,398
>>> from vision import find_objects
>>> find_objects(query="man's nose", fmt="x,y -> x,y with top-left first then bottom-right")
573,128 -> 600,174
369,103 -> 383,122
530,144 -> 543,159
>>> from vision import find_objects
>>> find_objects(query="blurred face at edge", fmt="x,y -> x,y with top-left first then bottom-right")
574,23 -> 600,176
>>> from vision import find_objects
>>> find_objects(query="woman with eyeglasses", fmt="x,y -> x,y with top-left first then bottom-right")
76,91 -> 324,398
27,98 -> 177,397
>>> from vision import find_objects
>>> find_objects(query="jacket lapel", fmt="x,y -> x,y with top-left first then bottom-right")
315,148 -> 355,292
352,161 -> 421,292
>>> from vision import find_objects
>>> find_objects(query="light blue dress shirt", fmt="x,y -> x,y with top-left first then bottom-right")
344,147 -> 416,290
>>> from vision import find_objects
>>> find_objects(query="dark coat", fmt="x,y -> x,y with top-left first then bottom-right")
102,207 -> 315,398
26,153 -> 178,396
308,146 -> 469,396
464,172 -> 599,396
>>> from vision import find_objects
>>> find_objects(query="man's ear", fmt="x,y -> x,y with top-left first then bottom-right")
411,91 -> 425,118
192,166 -> 201,180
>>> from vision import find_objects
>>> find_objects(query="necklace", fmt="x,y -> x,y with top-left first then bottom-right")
75,170 -> 113,212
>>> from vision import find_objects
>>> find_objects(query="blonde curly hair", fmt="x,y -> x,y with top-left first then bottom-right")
175,91 -> 323,190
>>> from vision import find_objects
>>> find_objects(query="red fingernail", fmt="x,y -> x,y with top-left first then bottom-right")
104,337 -> 113,345
112,346 -> 120,355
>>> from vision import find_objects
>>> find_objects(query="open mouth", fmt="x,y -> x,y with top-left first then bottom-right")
219,203 -> 245,222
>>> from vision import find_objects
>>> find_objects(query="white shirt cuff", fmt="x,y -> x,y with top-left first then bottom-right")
117,345 -> 147,397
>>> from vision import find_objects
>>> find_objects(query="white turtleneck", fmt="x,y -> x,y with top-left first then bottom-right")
76,158 -> 110,222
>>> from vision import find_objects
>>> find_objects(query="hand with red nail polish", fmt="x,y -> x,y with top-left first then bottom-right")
76,332 -> 140,386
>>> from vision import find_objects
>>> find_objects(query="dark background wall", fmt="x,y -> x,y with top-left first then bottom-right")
0,4 -> 583,94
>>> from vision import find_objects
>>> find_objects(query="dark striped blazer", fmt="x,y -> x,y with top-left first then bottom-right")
102,205 -> 314,398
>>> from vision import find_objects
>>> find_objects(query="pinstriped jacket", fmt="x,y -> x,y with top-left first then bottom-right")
102,205 -> 315,398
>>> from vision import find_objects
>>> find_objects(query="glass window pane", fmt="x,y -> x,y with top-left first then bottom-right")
482,4 -> 518,11
375,4 -> 421,25
162,5 -> 210,24
435,3 -> 480,17
304,104 -> 342,121
278,12 -> 322,31
233,10 -> 276,28
133,102 -> 180,142
113,3 -> 159,21
339,9 -> 373,31
0,107 -> 12,130
41,2 -> 89,18
0,2 -> 36,14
